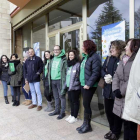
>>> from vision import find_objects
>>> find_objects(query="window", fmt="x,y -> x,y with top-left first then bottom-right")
32,16 -> 46,57
87,0 -> 129,126
49,0 -> 82,32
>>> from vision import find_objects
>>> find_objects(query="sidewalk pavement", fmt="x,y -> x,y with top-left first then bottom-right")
0,95 -> 123,140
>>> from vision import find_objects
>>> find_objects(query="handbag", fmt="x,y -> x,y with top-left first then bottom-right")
98,77 -> 105,88
7,77 -> 11,85
98,57 -> 110,88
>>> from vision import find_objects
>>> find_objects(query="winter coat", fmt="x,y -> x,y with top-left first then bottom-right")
8,61 -> 23,87
42,59 -> 52,94
25,55 -> 43,83
81,51 -> 101,87
51,55 -> 67,95
0,64 -> 10,82
112,53 -> 136,117
122,49 -> 140,124
63,62 -> 80,93
101,56 -> 120,99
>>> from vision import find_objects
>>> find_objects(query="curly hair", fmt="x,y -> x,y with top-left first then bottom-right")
83,40 -> 97,54
68,49 -> 80,62
110,40 -> 126,55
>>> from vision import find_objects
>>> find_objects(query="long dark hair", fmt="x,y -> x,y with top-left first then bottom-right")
0,55 -> 9,67
10,54 -> 18,60
44,51 -> 53,64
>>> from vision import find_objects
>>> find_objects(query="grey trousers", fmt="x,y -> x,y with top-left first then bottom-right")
52,80 -> 66,114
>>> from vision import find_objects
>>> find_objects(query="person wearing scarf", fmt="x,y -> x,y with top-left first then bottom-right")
112,39 -> 139,140
0,55 -> 14,104
63,50 -> 81,124
8,54 -> 23,106
43,51 -> 54,112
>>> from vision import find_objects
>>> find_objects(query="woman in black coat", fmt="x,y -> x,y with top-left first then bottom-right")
76,40 -> 101,134
43,51 -> 54,112
0,55 -> 14,104
101,40 -> 125,140
8,54 -> 23,106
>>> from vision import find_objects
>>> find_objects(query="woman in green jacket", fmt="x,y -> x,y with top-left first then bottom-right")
8,54 -> 23,106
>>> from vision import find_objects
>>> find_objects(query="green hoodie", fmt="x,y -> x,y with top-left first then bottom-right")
51,49 -> 65,80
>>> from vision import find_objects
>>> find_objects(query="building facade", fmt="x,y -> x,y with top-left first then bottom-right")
0,0 -> 11,98
7,0 -> 140,125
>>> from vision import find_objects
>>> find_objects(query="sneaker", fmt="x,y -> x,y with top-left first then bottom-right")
68,116 -> 77,124
37,106 -> 42,111
28,104 -> 37,109
65,115 -> 72,122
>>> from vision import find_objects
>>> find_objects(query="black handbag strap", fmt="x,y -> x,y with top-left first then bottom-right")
105,56 -> 110,72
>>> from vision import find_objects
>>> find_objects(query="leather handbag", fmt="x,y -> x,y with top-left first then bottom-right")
98,77 -> 105,88
98,57 -> 110,88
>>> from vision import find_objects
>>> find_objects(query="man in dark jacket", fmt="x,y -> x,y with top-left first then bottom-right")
25,48 -> 43,111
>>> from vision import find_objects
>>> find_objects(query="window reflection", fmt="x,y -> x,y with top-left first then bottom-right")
87,0 -> 129,126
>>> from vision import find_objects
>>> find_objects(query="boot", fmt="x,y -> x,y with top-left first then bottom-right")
57,112 -> 65,120
16,101 -> 20,106
13,101 -> 17,106
78,113 -> 92,134
76,112 -> 87,131
109,134 -> 119,140
46,101 -> 54,112
25,100 -> 32,106
4,96 -> 9,104
12,96 -> 14,102
22,100 -> 27,105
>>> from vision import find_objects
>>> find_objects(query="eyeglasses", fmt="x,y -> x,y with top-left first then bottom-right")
53,49 -> 60,52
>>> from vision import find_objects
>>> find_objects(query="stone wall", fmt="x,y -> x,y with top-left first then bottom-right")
0,0 -> 11,98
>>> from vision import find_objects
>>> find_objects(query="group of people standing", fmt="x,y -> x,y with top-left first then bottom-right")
102,39 -> 140,140
0,39 -> 140,139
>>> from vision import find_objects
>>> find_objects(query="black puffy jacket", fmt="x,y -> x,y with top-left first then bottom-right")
0,65 -> 10,82
81,51 -> 101,87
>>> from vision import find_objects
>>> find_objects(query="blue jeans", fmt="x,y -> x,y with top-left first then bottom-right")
29,82 -> 42,106
22,81 -> 32,100
2,81 -> 14,97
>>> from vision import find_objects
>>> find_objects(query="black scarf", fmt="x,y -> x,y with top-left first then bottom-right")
67,58 -> 78,67
2,62 -> 9,68
10,60 -> 20,68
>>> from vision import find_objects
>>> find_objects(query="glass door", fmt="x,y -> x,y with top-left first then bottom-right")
60,29 -> 80,54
